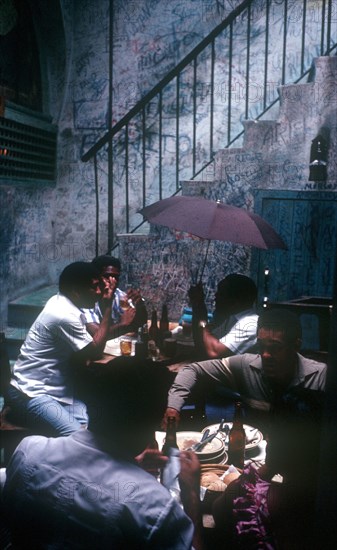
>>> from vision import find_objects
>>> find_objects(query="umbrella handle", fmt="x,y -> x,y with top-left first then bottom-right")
198,240 -> 211,284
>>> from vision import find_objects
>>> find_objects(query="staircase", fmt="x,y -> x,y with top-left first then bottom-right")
82,0 -> 337,253
116,55 -> 337,319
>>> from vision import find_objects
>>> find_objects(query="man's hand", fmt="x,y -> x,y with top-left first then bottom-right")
179,450 -> 201,494
120,307 -> 137,327
127,287 -> 144,306
101,277 -> 116,303
188,283 -> 205,307
161,407 -> 180,430
135,448 -> 168,476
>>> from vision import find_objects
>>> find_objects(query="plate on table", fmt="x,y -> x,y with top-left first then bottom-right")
176,431 -> 221,453
176,431 -> 226,458
201,423 -> 263,451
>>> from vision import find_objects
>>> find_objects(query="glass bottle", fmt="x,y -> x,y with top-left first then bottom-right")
228,401 -> 246,469
159,304 -> 169,335
161,416 -> 178,456
135,326 -> 148,359
141,323 -> 149,347
149,309 -> 159,344
159,304 -> 170,349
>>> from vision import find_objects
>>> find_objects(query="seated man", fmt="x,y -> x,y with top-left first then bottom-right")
189,274 -> 258,359
4,362 -> 203,550
212,387 -> 325,549
82,255 -> 148,338
162,308 -> 327,430
5,262 -> 114,436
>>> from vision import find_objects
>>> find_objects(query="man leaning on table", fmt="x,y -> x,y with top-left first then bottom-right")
162,308 -> 327,429
5,262 -> 114,436
189,274 -> 259,359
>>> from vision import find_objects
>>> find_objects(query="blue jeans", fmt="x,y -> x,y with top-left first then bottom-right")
6,385 -> 88,437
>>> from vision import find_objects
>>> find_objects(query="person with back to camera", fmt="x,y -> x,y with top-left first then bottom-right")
5,261 -> 114,436
4,361 -> 204,550
188,274 -> 259,359
212,387 -> 325,549
162,308 -> 327,430
82,255 -> 148,339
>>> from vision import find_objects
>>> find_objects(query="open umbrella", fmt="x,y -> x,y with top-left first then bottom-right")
139,195 -> 287,279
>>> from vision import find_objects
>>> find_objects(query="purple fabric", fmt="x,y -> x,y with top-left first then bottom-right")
233,463 -> 276,549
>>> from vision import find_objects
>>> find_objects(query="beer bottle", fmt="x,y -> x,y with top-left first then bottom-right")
149,309 -> 159,344
135,326 -> 148,359
159,304 -> 170,349
160,304 -> 169,334
161,416 -> 178,456
228,401 -> 246,469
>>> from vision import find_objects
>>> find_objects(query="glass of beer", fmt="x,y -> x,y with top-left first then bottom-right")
120,336 -> 132,356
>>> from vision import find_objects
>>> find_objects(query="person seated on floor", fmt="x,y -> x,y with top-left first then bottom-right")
189,274 -> 258,359
212,387 -> 325,549
162,308 -> 327,431
3,361 -> 204,550
82,254 -> 148,339
5,261 -> 115,437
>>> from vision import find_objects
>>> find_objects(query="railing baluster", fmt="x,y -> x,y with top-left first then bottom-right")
228,21 -> 233,145
245,2 -> 251,120
125,124 -> 129,233
321,0 -> 326,55
282,0 -> 288,85
94,154 -> 99,256
301,0 -> 307,74
210,39 -> 215,160
193,57 -> 197,176
176,75 -> 180,191
263,0 -> 270,110
159,92 -> 163,201
327,0 -> 332,53
142,107 -> 146,206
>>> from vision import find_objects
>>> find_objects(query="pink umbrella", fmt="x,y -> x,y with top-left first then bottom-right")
139,196 -> 287,280
140,196 -> 286,248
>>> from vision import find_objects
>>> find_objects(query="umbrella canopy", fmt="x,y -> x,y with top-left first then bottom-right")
139,196 -> 287,250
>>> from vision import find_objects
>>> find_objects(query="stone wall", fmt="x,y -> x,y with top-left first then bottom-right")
1,0 -> 336,326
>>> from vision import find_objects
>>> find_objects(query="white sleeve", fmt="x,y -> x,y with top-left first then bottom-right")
219,316 -> 258,353
55,316 -> 93,351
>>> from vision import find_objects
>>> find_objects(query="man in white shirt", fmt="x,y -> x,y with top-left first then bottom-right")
189,274 -> 259,359
6,261 -> 114,436
4,361 -> 203,550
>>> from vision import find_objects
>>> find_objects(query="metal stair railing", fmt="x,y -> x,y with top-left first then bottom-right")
81,0 -> 337,253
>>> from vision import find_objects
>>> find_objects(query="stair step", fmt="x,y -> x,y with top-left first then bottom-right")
8,285 -> 58,328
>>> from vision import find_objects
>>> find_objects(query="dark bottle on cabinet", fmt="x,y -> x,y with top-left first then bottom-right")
228,401 -> 246,469
161,416 -> 178,456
